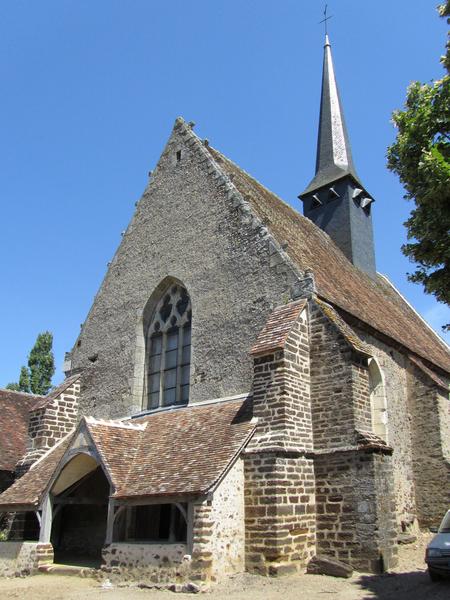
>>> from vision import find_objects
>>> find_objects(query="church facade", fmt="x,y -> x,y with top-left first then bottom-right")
0,36 -> 449,584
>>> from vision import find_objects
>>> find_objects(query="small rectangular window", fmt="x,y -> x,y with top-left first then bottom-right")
119,503 -> 187,543
163,387 -> 176,405
165,349 -> 178,369
181,345 -> 190,365
180,365 -> 190,386
180,384 -> 189,403
164,369 -> 177,389
149,374 -> 160,393
167,332 -> 178,351
149,354 -> 161,374
150,334 -> 162,355
149,391 -> 160,408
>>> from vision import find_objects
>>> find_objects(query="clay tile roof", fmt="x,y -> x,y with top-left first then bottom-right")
32,374 -> 81,411
114,398 -> 255,498
356,430 -> 392,453
85,419 -> 146,493
0,398 -> 255,509
0,389 -> 44,472
408,355 -> 449,392
250,300 -> 307,356
315,298 -> 372,356
206,145 -> 450,375
0,434 -> 72,509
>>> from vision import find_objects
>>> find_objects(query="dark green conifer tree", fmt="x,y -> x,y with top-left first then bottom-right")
4,332 -> 55,394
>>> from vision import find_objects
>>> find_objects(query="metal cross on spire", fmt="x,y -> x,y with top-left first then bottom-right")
319,4 -> 333,35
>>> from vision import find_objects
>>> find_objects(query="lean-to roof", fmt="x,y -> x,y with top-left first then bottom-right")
0,397 -> 255,509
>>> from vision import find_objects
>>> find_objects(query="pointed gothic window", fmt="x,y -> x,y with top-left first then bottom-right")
368,359 -> 388,442
146,284 -> 191,409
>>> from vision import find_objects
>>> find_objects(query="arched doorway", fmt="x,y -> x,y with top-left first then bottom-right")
50,453 -> 110,567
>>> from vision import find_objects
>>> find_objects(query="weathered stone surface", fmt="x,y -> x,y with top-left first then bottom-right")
69,119 -> 300,419
397,534 -> 417,545
182,582 -> 200,593
307,554 -> 353,578
15,377 -> 81,476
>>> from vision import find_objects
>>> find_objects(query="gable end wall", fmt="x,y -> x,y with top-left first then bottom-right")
70,122 -> 302,419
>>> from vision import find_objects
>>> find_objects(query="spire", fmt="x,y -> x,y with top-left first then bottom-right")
302,34 -> 362,195
299,33 -> 376,276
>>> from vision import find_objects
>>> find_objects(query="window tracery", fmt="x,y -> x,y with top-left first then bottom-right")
146,284 -> 191,409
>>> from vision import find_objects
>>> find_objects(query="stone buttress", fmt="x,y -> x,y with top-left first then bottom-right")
245,296 -> 399,574
245,300 -> 316,575
309,300 -> 398,572
16,375 -> 81,476
407,357 -> 450,527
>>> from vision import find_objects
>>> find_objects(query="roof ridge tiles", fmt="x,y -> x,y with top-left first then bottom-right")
85,416 -> 147,431
0,388 -> 44,399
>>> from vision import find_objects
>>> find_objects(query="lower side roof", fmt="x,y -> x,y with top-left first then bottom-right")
0,397 -> 255,510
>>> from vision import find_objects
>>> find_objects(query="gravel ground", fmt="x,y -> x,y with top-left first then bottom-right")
0,532 -> 448,600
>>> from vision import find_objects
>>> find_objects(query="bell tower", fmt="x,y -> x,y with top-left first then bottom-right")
299,35 -> 376,276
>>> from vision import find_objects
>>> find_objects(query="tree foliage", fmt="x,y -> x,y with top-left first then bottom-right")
387,2 -> 450,327
5,382 -> 21,392
5,332 -> 55,395
18,365 -> 31,393
28,332 -> 55,395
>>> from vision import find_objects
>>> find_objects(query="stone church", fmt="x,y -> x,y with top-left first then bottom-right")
0,35 -> 449,583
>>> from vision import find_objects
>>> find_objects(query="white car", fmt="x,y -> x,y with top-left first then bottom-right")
425,510 -> 450,581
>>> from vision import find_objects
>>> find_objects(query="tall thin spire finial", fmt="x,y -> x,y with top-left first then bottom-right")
319,4 -> 333,37
301,15 -> 362,196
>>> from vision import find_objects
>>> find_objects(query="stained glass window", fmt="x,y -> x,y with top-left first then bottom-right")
146,285 -> 191,409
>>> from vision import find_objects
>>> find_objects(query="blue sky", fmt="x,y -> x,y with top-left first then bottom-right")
0,0 -> 449,387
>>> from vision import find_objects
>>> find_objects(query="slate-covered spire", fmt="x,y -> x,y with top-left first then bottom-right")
304,34 -> 362,195
299,34 -> 376,276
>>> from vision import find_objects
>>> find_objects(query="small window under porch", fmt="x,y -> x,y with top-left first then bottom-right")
113,502 -> 187,544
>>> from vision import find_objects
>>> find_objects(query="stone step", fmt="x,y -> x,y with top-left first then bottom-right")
38,563 -> 95,576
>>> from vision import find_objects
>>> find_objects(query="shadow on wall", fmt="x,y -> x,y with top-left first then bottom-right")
355,571 -> 449,599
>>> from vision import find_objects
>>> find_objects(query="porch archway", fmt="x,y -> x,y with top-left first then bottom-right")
49,453 -> 110,567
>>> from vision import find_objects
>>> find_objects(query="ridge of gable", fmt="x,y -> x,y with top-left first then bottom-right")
69,117 -> 309,358
163,118 -> 307,289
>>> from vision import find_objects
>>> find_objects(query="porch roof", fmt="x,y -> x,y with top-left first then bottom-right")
0,435 -> 72,510
0,397 -> 255,510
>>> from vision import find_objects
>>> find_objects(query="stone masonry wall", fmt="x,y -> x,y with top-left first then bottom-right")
244,307 -> 316,575
407,364 -> 450,527
101,543 -> 189,586
16,378 -> 80,475
314,450 -> 397,573
190,502 -> 214,584
0,541 -> 53,577
354,327 -> 423,529
351,361 -> 372,433
0,542 -> 40,577
209,458 -> 245,580
373,452 -> 399,571
69,119 -> 302,419
244,452 -> 316,575
251,312 -> 312,452
309,304 -> 356,451
189,459 -> 246,584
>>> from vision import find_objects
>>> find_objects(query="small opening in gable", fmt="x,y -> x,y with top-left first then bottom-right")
176,150 -> 182,162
